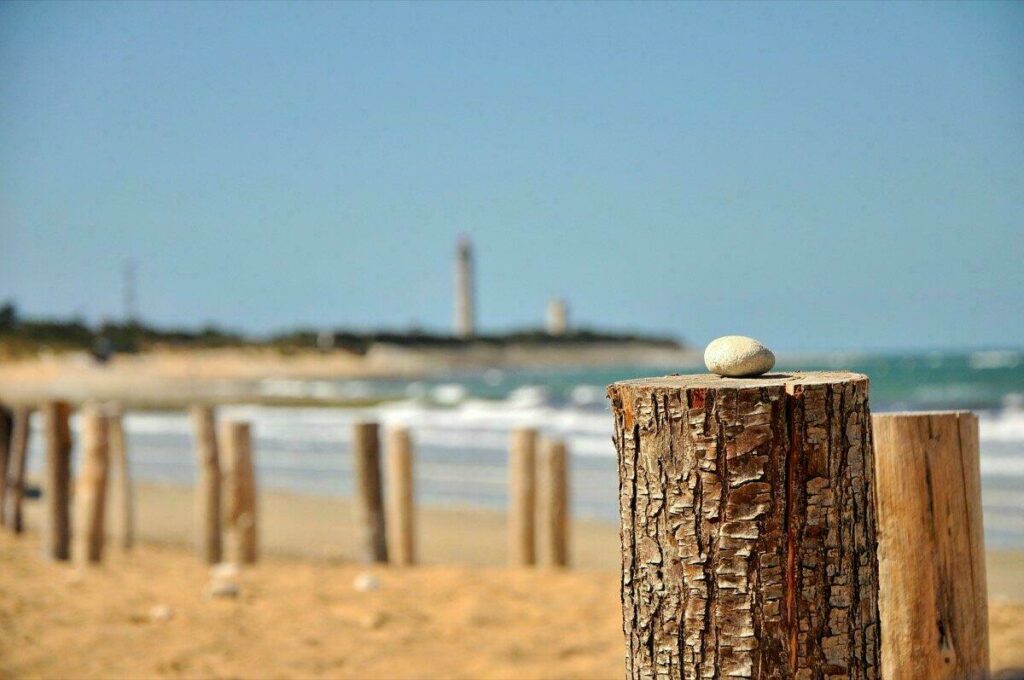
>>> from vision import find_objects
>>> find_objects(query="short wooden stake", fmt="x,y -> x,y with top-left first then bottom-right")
385,426 -> 415,566
352,421 -> 387,563
73,406 -> 109,566
508,427 -> 537,567
191,405 -> 222,564
221,420 -> 257,564
538,437 -> 569,567
0,405 -> 11,528
106,405 -> 134,550
43,400 -> 73,561
608,372 -> 881,679
5,406 -> 31,533
873,412 -> 989,680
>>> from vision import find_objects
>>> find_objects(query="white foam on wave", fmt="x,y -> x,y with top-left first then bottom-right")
979,409 -> 1024,444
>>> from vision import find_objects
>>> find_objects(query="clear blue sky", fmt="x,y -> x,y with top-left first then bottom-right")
1,1 -> 1021,351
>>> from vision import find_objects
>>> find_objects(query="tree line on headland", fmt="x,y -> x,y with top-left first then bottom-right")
0,301 -> 681,360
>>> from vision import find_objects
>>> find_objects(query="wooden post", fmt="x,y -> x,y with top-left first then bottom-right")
73,406 -> 109,566
106,405 -> 134,550
873,412 -> 989,680
385,426 -> 415,566
352,421 -> 387,563
0,404 -> 11,528
538,437 -> 569,567
5,406 -> 31,533
221,420 -> 257,564
608,372 -> 881,679
43,400 -> 73,561
191,405 -> 222,564
508,427 -> 537,567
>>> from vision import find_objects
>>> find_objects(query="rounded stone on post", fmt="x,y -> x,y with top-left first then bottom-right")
607,372 -> 881,680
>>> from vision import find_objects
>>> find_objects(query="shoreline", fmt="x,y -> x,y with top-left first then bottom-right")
0,345 -> 700,408
14,480 -> 1024,600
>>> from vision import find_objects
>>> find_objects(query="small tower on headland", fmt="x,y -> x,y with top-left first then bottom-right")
454,235 -> 475,338
546,298 -> 568,336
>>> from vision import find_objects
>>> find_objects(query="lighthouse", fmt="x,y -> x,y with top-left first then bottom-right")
454,236 -> 475,338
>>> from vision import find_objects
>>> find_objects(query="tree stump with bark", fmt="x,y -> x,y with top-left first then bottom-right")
607,372 -> 881,680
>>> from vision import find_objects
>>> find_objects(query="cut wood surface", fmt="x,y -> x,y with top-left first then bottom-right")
353,422 -> 387,563
4,405 -> 31,532
191,405 -> 222,564
508,427 -> 537,567
73,406 -> 110,566
608,372 -> 881,679
43,400 -> 73,560
873,411 -> 989,680
106,406 -> 134,550
385,426 -> 415,566
221,420 -> 257,564
538,437 -> 569,568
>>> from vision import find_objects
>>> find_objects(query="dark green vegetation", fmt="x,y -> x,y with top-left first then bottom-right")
0,301 -> 681,359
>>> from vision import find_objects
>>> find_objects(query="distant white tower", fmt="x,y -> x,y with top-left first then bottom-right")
122,258 -> 138,324
454,236 -> 475,338
546,298 -> 568,336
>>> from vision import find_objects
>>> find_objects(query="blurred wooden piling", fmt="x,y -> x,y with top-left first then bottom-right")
508,428 -> 537,566
43,400 -> 73,561
0,405 -> 11,528
353,422 -> 387,563
191,405 -> 222,564
385,426 -> 415,566
873,412 -> 989,680
5,406 -> 31,533
221,420 -> 257,564
608,373 -> 881,679
537,437 -> 568,568
106,405 -> 134,550
73,406 -> 109,566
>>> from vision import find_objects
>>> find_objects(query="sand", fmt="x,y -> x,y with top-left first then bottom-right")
2,484 -> 1023,679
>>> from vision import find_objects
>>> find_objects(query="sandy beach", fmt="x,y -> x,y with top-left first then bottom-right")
0,345 -> 697,407
1,483 -> 1022,679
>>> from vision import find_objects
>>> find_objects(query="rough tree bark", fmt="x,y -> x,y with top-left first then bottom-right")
873,412 -> 989,680
607,372 -> 880,680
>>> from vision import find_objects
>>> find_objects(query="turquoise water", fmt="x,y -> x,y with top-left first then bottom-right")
28,350 -> 1024,547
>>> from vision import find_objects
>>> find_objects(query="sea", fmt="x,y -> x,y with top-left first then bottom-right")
25,350 -> 1024,548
